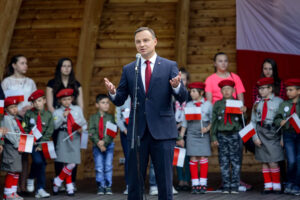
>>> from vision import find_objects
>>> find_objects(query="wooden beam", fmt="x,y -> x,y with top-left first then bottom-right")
0,0 -> 22,78
75,0 -> 105,179
175,0 -> 190,68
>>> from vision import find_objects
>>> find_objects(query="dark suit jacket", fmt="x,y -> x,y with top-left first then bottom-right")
111,56 -> 188,140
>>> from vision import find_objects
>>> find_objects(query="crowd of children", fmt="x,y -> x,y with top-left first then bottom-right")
1,58 -> 300,199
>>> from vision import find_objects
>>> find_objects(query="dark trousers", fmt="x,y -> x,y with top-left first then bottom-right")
53,129 -> 77,182
127,127 -> 176,200
120,131 -> 129,185
29,147 -> 47,190
283,131 -> 300,185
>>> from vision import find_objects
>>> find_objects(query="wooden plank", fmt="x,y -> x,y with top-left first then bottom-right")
109,0 -> 178,3
175,0 -> 190,67
75,0 -> 105,179
0,0 -> 22,78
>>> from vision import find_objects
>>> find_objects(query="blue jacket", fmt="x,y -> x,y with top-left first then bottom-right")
111,56 -> 188,140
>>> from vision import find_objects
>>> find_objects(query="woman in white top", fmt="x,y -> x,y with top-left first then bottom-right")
1,54 -> 37,193
2,55 -> 37,117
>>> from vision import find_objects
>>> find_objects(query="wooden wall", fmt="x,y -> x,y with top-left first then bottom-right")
1,0 -> 261,180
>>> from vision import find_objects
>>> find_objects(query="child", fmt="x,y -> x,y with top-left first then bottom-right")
52,88 -> 87,196
251,77 -> 284,194
89,94 -> 116,195
0,127 -> 8,153
211,80 -> 244,194
24,89 -> 54,198
274,78 -> 300,195
178,82 -> 212,194
1,97 -> 23,200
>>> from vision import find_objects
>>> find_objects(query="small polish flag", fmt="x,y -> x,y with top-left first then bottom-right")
106,121 -> 117,138
4,90 -> 24,102
184,107 -> 201,121
42,141 -> 57,159
30,125 -> 42,141
18,134 -> 34,153
173,147 -> 186,167
289,113 -> 300,134
239,123 -> 256,143
122,108 -> 130,125
225,100 -> 243,114
0,100 -> 4,114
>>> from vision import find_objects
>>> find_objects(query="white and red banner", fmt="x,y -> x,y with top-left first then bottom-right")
184,107 -> 201,121
122,108 -> 130,125
237,0 -> 300,108
106,121 -> 117,138
42,141 -> 57,159
225,100 -> 243,114
173,147 -> 186,167
18,134 -> 34,153
4,90 -> 25,102
289,113 -> 300,134
30,125 -> 42,141
239,123 -> 256,143
0,100 -> 4,114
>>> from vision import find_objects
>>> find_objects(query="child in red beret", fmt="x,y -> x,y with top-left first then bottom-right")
24,89 -> 54,198
52,88 -> 87,196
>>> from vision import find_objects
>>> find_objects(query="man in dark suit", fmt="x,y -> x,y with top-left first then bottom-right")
104,27 -> 188,200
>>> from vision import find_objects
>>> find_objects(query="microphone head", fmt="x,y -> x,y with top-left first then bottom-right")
136,53 -> 141,59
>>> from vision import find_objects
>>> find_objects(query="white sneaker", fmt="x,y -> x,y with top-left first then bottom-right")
26,179 -> 35,193
149,186 -> 158,196
172,186 -> 178,195
123,185 -> 128,195
35,188 -> 50,198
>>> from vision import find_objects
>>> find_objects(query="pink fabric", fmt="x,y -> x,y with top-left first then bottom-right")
205,73 -> 245,104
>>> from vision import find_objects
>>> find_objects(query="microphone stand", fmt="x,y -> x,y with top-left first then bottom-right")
131,53 -> 144,200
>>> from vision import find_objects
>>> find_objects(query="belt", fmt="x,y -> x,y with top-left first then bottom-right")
58,127 -> 68,132
257,122 -> 275,131
218,131 -> 238,135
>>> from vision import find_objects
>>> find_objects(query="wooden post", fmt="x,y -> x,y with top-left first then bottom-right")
0,0 -> 22,78
175,0 -> 190,68
76,0 -> 105,179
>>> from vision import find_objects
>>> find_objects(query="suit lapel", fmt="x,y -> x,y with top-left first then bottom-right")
147,56 -> 161,95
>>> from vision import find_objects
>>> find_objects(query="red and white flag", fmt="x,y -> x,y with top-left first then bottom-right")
237,0 -> 300,108
184,107 -> 201,121
30,125 -> 42,141
289,113 -> 300,134
106,121 -> 117,138
173,147 -> 186,167
4,90 -> 24,102
18,134 -> 34,153
0,100 -> 4,114
122,108 -> 130,125
42,141 -> 57,159
239,123 -> 256,143
225,100 -> 243,114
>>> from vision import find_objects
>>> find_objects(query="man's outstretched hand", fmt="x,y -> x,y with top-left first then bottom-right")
170,71 -> 181,88
104,78 -> 116,95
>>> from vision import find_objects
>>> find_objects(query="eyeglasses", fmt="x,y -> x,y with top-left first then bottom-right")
258,86 -> 269,90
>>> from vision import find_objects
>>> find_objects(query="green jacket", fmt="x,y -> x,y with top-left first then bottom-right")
23,109 -> 54,148
89,112 -> 115,147
274,99 -> 300,132
211,98 -> 243,142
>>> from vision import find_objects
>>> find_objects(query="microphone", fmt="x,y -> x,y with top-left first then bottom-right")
135,53 -> 141,71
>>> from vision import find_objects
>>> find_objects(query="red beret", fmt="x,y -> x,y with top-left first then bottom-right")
28,89 -> 45,102
256,77 -> 274,86
5,96 -> 19,107
56,88 -> 74,98
218,80 -> 235,88
284,78 -> 300,87
188,82 -> 205,90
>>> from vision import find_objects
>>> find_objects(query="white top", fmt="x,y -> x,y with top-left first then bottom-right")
1,76 -> 37,110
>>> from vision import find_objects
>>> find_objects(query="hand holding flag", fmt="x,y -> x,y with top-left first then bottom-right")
239,123 -> 256,143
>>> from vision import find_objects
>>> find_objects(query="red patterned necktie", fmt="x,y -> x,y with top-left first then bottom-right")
98,116 -> 104,140
36,112 -> 42,132
290,103 -> 297,115
65,108 -> 75,140
261,98 -> 270,126
145,60 -> 152,93
194,102 -> 202,107
15,118 -> 25,133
